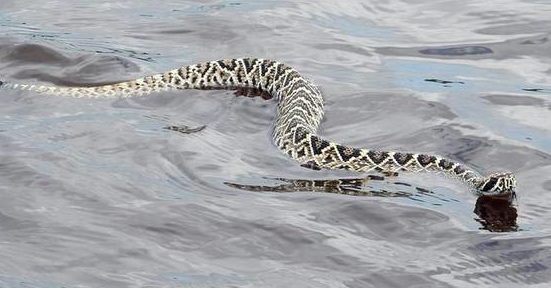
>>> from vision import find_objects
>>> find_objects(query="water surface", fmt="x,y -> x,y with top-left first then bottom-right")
1,0 -> 551,287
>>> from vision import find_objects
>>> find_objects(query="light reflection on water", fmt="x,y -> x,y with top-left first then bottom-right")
1,0 -> 551,287
385,58 -> 551,151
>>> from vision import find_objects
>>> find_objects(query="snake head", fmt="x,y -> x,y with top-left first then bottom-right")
478,172 -> 517,195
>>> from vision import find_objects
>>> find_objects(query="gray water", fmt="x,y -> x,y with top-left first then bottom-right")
1,0 -> 551,287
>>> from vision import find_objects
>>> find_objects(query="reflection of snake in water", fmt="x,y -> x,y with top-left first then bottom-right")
226,176 -> 518,232
1,58 -> 516,195
225,175 -> 414,197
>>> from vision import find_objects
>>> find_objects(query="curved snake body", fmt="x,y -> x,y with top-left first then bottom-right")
1,58 -> 516,195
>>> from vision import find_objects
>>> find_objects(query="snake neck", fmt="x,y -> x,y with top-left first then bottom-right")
290,127 -> 486,192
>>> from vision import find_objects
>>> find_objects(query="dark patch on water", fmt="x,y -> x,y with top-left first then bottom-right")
0,42 -> 141,86
522,88 -> 551,93
164,124 -> 206,134
425,78 -> 465,85
474,194 -> 518,232
419,46 -> 493,56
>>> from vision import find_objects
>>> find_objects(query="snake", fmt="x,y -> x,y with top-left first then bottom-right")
1,58 -> 516,195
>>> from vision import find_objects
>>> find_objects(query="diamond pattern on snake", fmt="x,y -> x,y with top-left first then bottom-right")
1,58 -> 516,195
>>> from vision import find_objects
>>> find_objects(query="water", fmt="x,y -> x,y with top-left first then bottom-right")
1,0 -> 550,287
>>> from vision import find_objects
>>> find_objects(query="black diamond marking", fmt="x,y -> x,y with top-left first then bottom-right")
438,158 -> 454,170
310,135 -> 331,156
242,58 -> 253,75
336,145 -> 361,162
453,165 -> 466,175
259,62 -> 267,77
216,60 -> 227,69
231,59 -> 239,70
286,77 -> 303,93
367,151 -> 388,165
199,62 -> 211,78
265,61 -> 276,83
393,152 -> 413,165
283,71 -> 299,87
274,65 -> 290,85
264,59 -> 276,69
217,59 -> 236,70
480,177 -> 498,192
417,154 -> 436,167
235,69 -> 243,83
293,127 -> 308,145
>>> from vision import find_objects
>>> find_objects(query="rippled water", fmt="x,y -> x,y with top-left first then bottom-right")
1,0 -> 551,287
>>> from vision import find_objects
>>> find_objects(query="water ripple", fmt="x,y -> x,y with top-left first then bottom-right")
1,0 -> 551,287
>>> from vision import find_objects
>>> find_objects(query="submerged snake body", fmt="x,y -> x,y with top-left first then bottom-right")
2,58 -> 516,195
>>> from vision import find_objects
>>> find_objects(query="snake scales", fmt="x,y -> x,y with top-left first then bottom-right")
1,58 -> 516,195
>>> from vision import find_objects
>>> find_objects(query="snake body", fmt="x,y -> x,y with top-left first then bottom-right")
1,58 -> 516,195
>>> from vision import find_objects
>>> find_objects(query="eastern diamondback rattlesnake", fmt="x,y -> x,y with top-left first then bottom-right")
1,58 -> 516,195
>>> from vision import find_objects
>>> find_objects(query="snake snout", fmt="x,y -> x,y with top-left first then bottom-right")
479,172 -> 516,195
